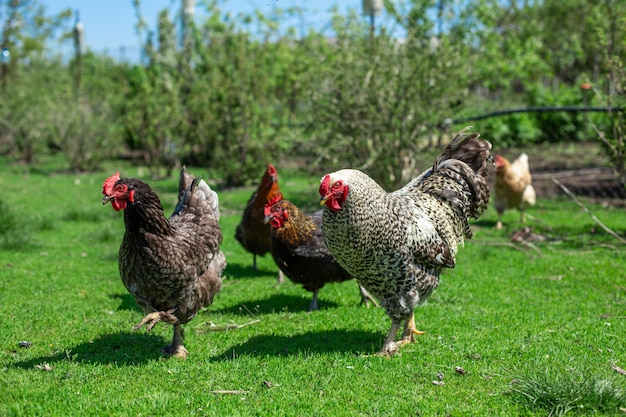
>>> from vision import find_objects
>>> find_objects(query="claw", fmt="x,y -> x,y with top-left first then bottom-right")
132,310 -> 179,332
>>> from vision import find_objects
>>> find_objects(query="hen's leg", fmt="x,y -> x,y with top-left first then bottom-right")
358,284 -> 379,308
163,324 -> 188,359
132,309 -> 179,331
379,320 -> 402,356
277,270 -> 284,284
253,254 -> 258,271
520,210 -> 526,224
398,312 -> 425,346
308,289 -> 320,311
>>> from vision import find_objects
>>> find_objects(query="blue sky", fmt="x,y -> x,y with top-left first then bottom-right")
42,0 -> 365,59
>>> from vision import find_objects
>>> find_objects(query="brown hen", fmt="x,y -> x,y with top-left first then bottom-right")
102,167 -> 225,358
264,198 -> 377,311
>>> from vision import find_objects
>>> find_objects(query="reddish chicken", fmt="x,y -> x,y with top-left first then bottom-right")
493,153 -> 536,229
102,167 -> 225,358
264,198 -> 377,311
235,164 -> 283,280
319,129 -> 492,355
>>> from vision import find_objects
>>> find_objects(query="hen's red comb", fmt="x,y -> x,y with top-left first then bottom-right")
264,194 -> 283,217
102,171 -> 121,195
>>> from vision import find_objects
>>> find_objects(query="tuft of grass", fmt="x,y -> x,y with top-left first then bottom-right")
0,199 -> 37,251
510,368 -> 626,416
62,207 -> 106,223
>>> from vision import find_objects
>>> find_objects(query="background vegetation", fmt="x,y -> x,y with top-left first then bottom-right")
0,0 -> 625,188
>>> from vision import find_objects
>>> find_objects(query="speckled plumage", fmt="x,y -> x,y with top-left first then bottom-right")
319,129 -> 492,354
103,167 -> 225,358
265,199 -> 376,310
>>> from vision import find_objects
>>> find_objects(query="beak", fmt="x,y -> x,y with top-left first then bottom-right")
263,215 -> 271,224
102,195 -> 112,205
320,195 -> 329,206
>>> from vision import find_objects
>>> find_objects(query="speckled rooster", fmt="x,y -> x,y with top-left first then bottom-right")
102,167 -> 226,358
319,128 -> 492,355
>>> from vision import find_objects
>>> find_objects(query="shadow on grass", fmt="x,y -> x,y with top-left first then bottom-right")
10,332 -> 167,369
223,262 -> 277,280
212,293 -> 339,316
110,293 -> 143,312
211,329 -> 382,360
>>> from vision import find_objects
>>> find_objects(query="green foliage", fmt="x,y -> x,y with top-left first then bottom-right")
2,0 -> 626,181
524,84 -> 586,143
53,53 -> 127,172
307,3 -> 473,188
590,0 -> 626,186
122,10 -> 187,179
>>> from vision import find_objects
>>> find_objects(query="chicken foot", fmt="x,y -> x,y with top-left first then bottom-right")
132,309 -> 179,332
358,284 -> 379,308
378,313 -> 425,356
398,313 -> 425,346
132,311 -> 188,359
379,321 -> 402,356
163,324 -> 188,359
308,289 -> 320,311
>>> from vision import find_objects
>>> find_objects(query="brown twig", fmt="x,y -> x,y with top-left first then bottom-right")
552,178 -> 626,244
200,319 -> 261,332
210,390 -> 249,395
611,364 -> 626,376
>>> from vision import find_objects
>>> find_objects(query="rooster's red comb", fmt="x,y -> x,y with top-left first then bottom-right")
102,171 -> 121,195
319,175 -> 331,197
267,164 -> 277,176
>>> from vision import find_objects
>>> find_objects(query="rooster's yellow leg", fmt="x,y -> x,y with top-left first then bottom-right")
398,313 -> 425,346
163,324 -> 188,359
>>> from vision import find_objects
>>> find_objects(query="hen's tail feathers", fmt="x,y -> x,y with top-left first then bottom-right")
174,167 -> 220,221
178,165 -> 195,204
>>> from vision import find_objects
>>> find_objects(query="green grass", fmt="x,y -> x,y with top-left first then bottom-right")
1,155 -> 625,416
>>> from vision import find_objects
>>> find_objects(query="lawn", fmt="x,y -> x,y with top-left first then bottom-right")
1,156 -> 625,416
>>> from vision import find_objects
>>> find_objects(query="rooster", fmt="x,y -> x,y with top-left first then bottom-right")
235,164 -> 283,281
102,167 -> 226,358
319,128 -> 492,355
493,153 -> 536,229
264,197 -> 378,311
